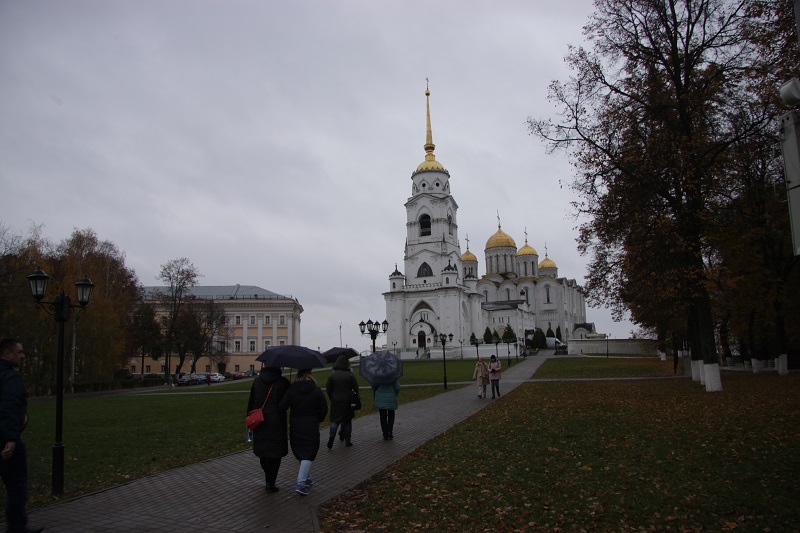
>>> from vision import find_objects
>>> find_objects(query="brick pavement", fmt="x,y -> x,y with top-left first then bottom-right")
25,354 -> 548,533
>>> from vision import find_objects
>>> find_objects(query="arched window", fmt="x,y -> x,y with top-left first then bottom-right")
506,288 -> 511,300
417,262 -> 433,277
419,214 -> 431,236
447,215 -> 453,235
546,286 -> 551,303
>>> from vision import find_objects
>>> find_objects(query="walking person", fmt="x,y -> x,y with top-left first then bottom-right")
325,355 -> 359,449
488,354 -> 502,399
472,357 -> 489,399
246,366 -> 290,493
278,369 -> 328,496
0,338 -> 44,533
373,379 -> 400,440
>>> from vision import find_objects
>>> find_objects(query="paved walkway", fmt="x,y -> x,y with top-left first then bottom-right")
26,355 -> 549,532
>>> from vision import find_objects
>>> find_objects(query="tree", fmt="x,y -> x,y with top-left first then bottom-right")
502,324 -> 518,362
483,327 -> 494,346
155,258 -> 201,382
129,302 -> 163,377
469,332 -> 482,359
529,0 -> 769,391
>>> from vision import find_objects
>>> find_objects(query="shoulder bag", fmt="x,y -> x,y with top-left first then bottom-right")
246,385 -> 273,430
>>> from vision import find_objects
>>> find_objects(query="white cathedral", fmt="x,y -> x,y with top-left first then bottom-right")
383,88 -> 587,355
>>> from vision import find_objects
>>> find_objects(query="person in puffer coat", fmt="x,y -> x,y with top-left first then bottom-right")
325,355 -> 359,449
372,379 -> 400,440
246,366 -> 290,493
279,369 -> 328,495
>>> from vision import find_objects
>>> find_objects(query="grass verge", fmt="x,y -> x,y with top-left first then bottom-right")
318,364 -> 800,532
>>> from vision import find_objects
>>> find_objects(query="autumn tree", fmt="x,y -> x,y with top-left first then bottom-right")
530,0 -> 771,391
128,302 -> 163,376
155,258 -> 201,382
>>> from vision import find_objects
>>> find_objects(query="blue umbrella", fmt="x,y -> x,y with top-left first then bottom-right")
255,345 -> 326,369
359,350 -> 403,385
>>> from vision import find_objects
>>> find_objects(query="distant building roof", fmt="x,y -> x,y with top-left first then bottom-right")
142,284 -> 297,302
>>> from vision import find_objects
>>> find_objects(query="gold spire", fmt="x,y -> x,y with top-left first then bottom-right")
415,81 -> 447,173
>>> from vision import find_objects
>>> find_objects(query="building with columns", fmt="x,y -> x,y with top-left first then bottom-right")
384,88 -> 586,356
131,285 -> 302,375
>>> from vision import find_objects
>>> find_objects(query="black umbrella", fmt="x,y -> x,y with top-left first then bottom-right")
255,345 -> 326,369
359,350 -> 403,385
322,347 -> 360,364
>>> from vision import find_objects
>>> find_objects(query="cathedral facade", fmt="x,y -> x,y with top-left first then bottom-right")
383,88 -> 586,355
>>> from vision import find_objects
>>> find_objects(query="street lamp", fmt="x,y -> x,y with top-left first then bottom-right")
359,319 -> 388,353
438,332 -> 453,390
27,267 -> 94,496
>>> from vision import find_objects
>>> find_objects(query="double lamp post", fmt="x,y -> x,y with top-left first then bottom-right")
27,268 -> 95,496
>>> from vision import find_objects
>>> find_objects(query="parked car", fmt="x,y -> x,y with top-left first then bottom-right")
177,374 -> 197,386
209,373 -> 225,382
195,373 -> 208,385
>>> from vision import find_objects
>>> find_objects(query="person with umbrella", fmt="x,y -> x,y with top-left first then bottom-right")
246,366 -> 290,493
325,355 -> 359,449
278,369 -> 328,496
358,350 -> 404,441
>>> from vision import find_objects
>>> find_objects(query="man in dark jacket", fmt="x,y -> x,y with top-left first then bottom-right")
246,366 -> 290,493
0,337 -> 44,533
325,355 -> 359,449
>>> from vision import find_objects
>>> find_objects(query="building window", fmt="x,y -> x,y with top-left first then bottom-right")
131,365 -> 136,374
546,286 -> 551,303
264,339 -> 271,350
279,340 -> 286,346
160,365 -> 165,373
160,316 -> 168,326
265,315 -> 270,325
417,262 -> 433,277
279,315 -> 285,325
234,340 -> 241,352
145,365 -> 151,373
249,340 -> 256,352
249,365 -> 255,372
235,315 -> 241,325
448,215 -> 453,235
205,365 -> 211,372
419,214 -> 431,236
221,315 -> 227,325
234,365 -> 240,372
445,277 -> 449,284
250,315 -> 256,326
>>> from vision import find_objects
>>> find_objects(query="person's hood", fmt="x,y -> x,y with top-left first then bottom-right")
333,355 -> 350,371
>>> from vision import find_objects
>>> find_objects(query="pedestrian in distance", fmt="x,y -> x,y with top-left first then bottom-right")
278,369 -> 328,496
373,379 -> 400,440
488,354 -> 502,399
0,337 -> 44,533
325,355 -> 359,449
472,357 -> 489,399
246,366 -> 290,493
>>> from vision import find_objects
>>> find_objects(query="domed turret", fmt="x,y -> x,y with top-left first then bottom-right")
539,255 -> 557,269
485,224 -> 516,250
517,241 -> 538,256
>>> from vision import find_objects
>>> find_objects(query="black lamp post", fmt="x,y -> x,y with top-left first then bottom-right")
438,332 -> 453,390
27,267 -> 94,496
359,318 -> 388,353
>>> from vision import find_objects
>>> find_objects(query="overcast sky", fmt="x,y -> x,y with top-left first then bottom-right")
0,0 -> 635,353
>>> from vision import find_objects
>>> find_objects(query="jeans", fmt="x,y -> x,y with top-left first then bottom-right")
297,459 -> 313,485
491,379 -> 500,397
0,440 -> 29,533
329,418 -> 352,442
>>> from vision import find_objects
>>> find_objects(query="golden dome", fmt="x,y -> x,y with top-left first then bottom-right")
516,239 -> 538,256
461,247 -> 477,262
539,255 -> 557,269
416,158 -> 446,172
486,224 -> 516,249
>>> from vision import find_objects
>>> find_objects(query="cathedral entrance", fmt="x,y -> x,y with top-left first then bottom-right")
417,330 -> 427,358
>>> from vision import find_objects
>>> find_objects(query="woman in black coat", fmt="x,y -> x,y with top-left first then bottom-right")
278,369 -> 328,495
325,355 -> 359,448
246,366 -> 290,493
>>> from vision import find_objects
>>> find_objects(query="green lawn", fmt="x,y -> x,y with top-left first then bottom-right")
318,363 -> 800,532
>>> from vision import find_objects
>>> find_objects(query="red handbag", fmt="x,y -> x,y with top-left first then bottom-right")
246,385 -> 272,430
